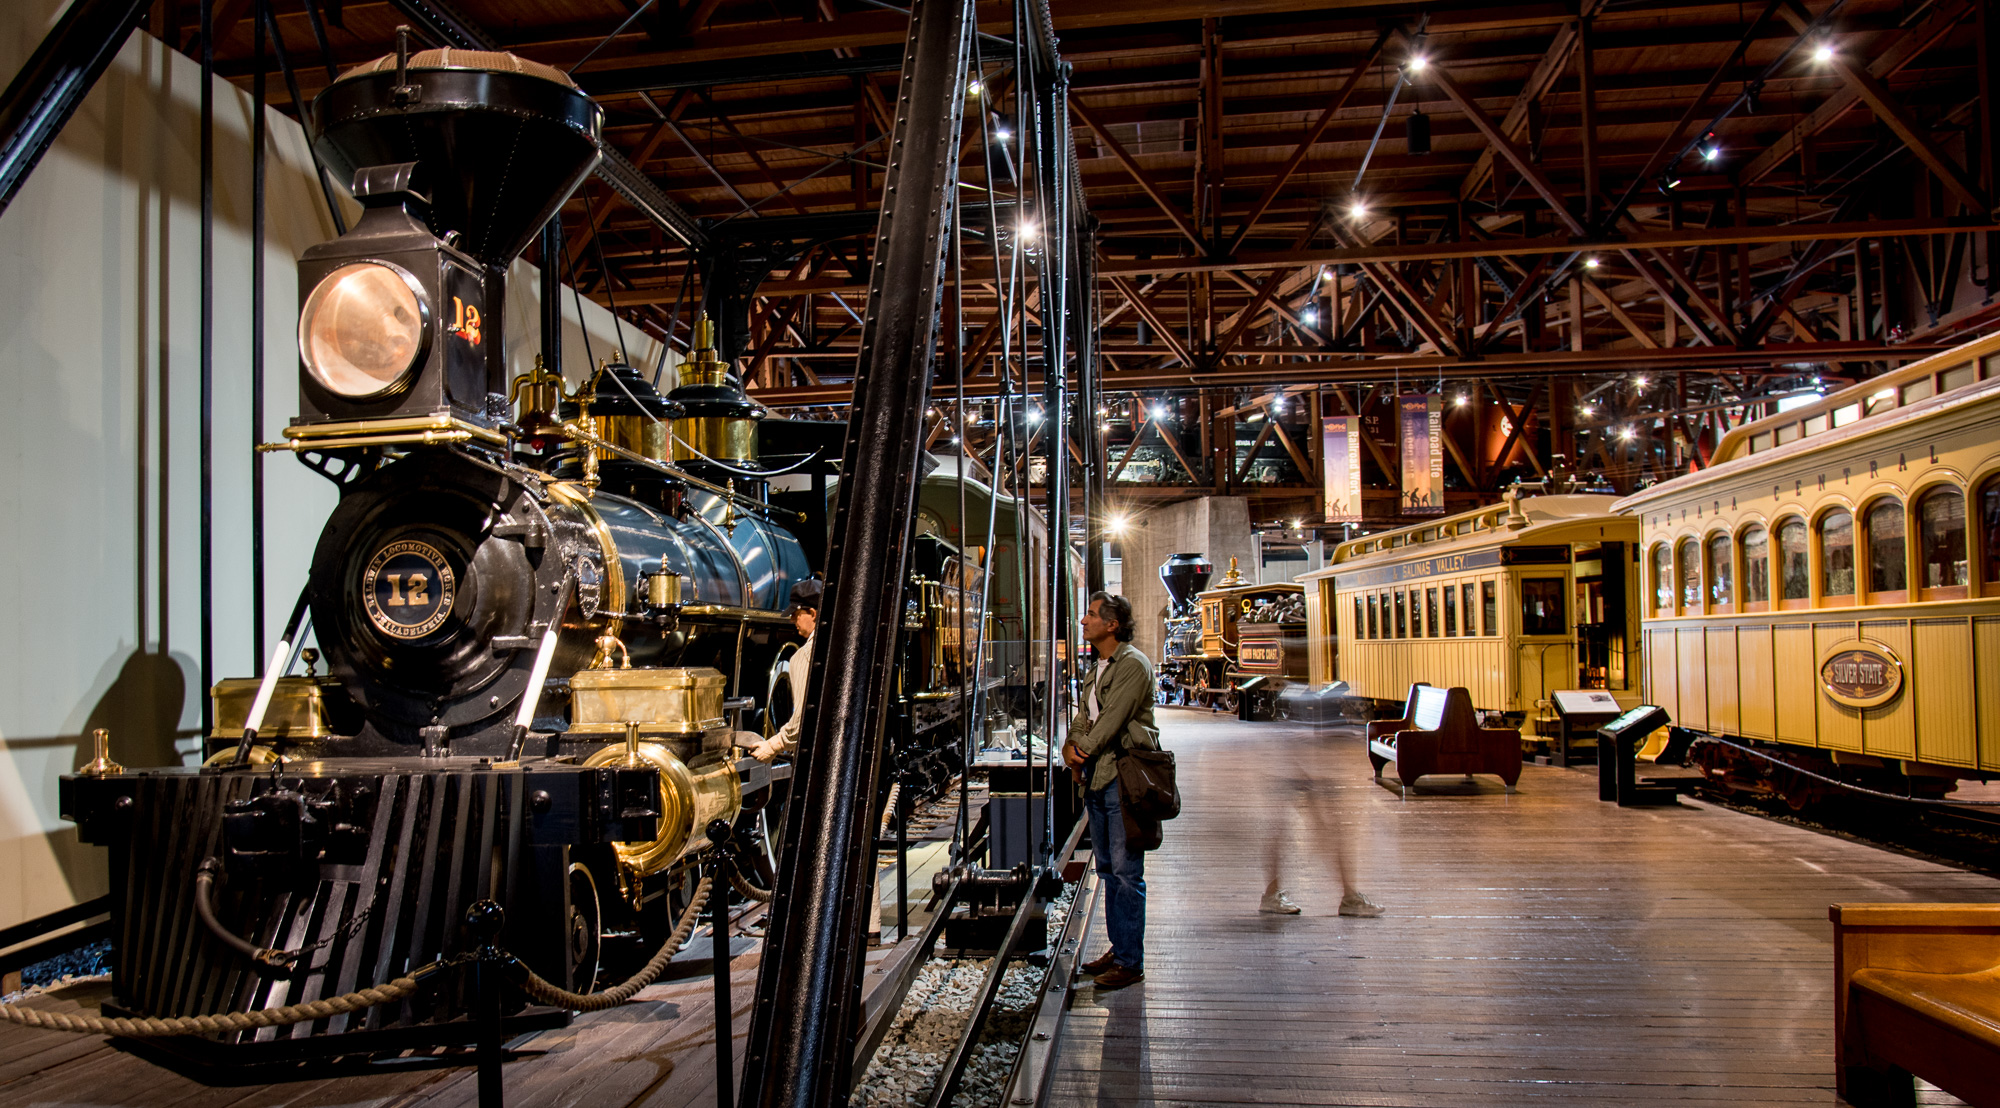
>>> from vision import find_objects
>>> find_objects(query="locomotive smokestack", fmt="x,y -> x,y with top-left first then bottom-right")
288,46 -> 603,434
310,46 -> 602,270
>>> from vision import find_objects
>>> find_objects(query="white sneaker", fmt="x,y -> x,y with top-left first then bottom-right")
1259,890 -> 1302,914
1338,892 -> 1383,917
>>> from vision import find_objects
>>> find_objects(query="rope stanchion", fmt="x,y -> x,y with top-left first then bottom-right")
729,868 -> 773,904
0,965 -> 438,1037
515,875 -> 713,1011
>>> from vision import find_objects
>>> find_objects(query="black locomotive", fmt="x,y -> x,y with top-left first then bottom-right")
58,47 -> 997,1057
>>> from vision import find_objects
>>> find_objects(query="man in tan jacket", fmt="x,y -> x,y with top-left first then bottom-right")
1062,592 -> 1158,990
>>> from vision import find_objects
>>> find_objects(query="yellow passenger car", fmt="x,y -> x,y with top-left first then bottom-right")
1614,329 -> 2000,795
1300,494 -> 1643,739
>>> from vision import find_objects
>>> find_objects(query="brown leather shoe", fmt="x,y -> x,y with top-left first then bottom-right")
1093,964 -> 1144,990
1080,951 -> 1118,975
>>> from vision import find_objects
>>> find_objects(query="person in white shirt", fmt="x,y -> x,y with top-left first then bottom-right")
751,579 -> 821,763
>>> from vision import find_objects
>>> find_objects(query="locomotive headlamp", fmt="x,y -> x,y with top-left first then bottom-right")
299,261 -> 429,399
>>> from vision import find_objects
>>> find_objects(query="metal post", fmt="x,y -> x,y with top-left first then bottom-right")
709,820 -> 737,1108
260,4 -> 346,236
251,0 -> 267,664
895,776 -> 908,939
199,0 -> 215,738
541,219 -> 564,374
0,0 -> 149,221
466,900 -> 507,1108
739,1 -> 975,1104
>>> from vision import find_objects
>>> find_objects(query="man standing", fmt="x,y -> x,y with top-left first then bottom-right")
751,579 -> 821,763
1063,592 -> 1157,990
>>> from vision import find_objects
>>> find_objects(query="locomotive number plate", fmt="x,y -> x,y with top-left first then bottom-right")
363,540 -> 456,640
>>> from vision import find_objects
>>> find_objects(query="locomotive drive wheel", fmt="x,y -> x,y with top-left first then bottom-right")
568,862 -> 603,994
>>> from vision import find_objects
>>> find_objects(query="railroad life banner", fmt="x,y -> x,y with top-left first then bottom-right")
1322,415 -> 1363,522
1399,393 -> 1444,515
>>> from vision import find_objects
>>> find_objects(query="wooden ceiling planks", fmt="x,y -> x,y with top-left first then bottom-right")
187,0 -> 1994,414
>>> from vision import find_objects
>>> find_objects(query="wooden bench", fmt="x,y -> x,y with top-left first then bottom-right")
1832,903 -> 2000,1108
1366,683 -> 1522,793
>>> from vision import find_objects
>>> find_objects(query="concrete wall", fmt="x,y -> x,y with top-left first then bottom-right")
1114,497 -> 1254,665
0,7 -> 648,931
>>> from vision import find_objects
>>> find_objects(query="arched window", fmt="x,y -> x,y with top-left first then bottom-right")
1865,499 -> 1906,596
1983,477 -> 2000,589
1678,538 -> 1701,610
1820,509 -> 1855,599
1778,518 -> 1810,602
1918,487 -> 1967,595
1651,544 -> 1673,613
1741,525 -> 1770,606
1707,534 -> 1733,610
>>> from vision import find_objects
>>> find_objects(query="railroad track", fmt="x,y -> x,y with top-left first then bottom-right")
849,818 -> 1094,1108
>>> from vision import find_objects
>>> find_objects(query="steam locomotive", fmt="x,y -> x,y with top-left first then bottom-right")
57,48 -> 1012,1055
1156,554 -> 1308,717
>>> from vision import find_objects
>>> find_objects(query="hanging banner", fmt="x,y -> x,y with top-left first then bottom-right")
1322,415 -> 1363,522
1399,393 -> 1444,515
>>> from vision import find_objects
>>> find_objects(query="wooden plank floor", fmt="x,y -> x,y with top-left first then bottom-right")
1049,711 -> 1999,1108
0,944 -> 768,1108
0,879 -> 930,1107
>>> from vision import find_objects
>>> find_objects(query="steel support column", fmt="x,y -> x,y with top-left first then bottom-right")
0,0 -> 150,220
739,0 -> 974,1105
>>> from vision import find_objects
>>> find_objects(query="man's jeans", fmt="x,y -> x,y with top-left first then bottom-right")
1084,779 -> 1146,970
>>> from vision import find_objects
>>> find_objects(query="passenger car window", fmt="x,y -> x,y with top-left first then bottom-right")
1519,577 -> 1565,635
1820,510 -> 1855,597
1707,535 -> 1732,609
1866,499 -> 1906,594
1678,538 -> 1701,608
1741,526 -> 1770,603
1982,478 -> 2000,586
1779,518 -> 1810,600
1481,580 -> 1496,634
1651,544 -> 1672,612
1426,588 -> 1439,636
1443,585 -> 1458,636
1919,487 -> 1967,589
